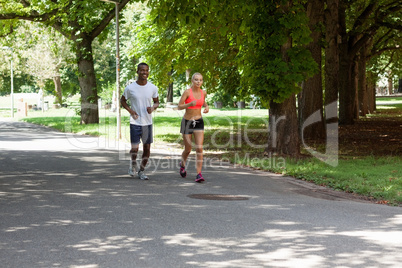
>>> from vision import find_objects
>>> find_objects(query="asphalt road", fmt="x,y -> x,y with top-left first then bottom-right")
1,119 -> 401,268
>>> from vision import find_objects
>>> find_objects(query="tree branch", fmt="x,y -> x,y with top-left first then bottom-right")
374,29 -> 393,46
90,0 -> 131,40
0,8 -> 59,23
369,46 -> 400,59
374,2 -> 402,29
47,0 -> 74,38
351,1 -> 376,32
20,0 -> 31,8
377,51 -> 395,74
378,21 -> 402,30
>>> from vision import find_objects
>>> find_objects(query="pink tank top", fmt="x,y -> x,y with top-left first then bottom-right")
185,88 -> 204,109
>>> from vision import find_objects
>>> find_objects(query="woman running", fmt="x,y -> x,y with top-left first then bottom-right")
177,72 -> 209,182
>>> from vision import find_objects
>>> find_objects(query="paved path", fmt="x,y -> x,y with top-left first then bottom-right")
0,119 -> 401,268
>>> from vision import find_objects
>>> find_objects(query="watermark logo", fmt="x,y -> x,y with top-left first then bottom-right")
63,102 -> 338,170
300,101 -> 338,167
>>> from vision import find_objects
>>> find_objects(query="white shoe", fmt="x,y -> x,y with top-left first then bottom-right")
138,170 -> 149,180
128,167 -> 135,177
129,161 -> 138,177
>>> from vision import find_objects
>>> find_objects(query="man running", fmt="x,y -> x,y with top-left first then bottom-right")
121,63 -> 159,180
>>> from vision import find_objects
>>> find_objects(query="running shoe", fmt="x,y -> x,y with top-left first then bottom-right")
179,162 -> 187,178
195,173 -> 205,183
128,162 -> 138,177
128,167 -> 135,177
138,170 -> 149,180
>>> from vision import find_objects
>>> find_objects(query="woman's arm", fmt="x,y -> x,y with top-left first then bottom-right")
202,90 -> 209,113
177,90 -> 196,110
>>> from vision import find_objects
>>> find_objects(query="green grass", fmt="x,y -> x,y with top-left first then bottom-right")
9,98 -> 402,206
375,103 -> 402,112
233,155 -> 401,204
376,96 -> 402,102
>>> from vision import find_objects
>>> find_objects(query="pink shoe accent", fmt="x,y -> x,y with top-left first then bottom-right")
179,162 -> 187,178
195,173 -> 205,183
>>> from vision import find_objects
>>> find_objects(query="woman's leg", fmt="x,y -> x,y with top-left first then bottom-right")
181,134 -> 192,166
193,131 -> 204,174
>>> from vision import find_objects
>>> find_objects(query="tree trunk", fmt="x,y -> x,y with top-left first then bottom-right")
266,95 -> 300,156
53,75 -> 62,105
352,59 -> 359,119
166,68 -> 174,103
75,35 -> 99,124
387,72 -> 393,95
324,0 -> 339,110
368,80 -> 376,112
398,79 -> 402,93
367,71 -> 376,113
166,82 -> 173,102
338,53 -> 356,125
338,2 -> 356,125
265,25 -> 300,157
298,0 -> 325,141
373,82 -> 377,111
358,47 -> 368,116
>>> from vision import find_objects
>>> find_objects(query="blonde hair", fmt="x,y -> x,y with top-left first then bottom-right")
191,72 -> 203,81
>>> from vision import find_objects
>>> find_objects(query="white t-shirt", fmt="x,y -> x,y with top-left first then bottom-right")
123,81 -> 159,125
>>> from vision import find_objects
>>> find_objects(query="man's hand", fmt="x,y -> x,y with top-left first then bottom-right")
130,110 -> 139,119
147,107 -> 154,114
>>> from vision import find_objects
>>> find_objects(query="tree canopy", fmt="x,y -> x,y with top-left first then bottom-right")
1,0 -> 401,156
0,0 -> 130,124
130,0 -> 316,108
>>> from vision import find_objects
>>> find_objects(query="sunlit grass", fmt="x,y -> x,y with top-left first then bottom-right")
273,156 -> 401,204
376,96 -> 402,102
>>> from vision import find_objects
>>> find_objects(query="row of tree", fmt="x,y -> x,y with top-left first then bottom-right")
1,0 -> 131,124
131,0 -> 402,155
1,0 -> 401,157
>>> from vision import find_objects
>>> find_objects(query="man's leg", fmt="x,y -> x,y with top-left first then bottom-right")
129,124 -> 141,176
137,125 -> 152,180
140,143 -> 151,171
130,144 -> 139,171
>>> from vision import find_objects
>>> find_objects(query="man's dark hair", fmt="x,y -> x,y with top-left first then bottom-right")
137,62 -> 149,71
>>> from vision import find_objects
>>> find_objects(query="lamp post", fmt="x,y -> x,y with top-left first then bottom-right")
101,0 -> 121,140
2,46 -> 14,118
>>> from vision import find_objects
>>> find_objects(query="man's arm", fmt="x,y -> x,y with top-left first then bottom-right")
147,96 -> 160,114
121,95 -> 138,119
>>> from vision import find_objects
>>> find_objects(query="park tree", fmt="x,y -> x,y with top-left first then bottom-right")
0,0 -> 130,124
324,0 -> 339,110
137,0 -> 316,156
366,26 -> 402,107
129,0 -> 246,100
241,1 -> 316,156
16,22 -> 74,105
337,0 -> 402,125
298,0 -> 325,141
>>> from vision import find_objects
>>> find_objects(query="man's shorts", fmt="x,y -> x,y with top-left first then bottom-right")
130,124 -> 153,145
180,118 -> 204,134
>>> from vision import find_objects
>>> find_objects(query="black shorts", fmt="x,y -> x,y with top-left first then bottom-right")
180,118 -> 204,134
